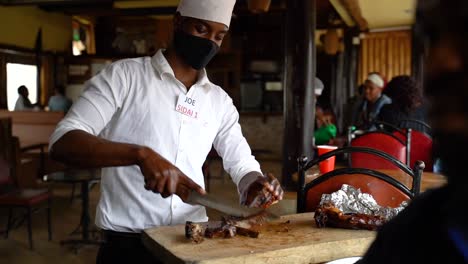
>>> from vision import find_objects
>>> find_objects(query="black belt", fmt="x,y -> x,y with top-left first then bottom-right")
102,229 -> 142,242
97,230 -> 158,264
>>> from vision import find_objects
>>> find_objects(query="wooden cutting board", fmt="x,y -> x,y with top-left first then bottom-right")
142,213 -> 377,264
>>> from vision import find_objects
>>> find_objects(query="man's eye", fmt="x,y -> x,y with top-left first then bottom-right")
196,25 -> 207,33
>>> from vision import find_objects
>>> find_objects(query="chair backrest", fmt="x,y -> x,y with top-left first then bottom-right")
373,120 -> 406,135
0,118 -> 15,189
404,130 -> 433,172
371,120 -> 433,171
350,131 -> 408,169
303,170 -> 411,212
399,119 -> 432,136
297,146 -> 425,213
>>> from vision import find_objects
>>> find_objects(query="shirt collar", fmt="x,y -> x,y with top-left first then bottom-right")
151,49 -> 211,88
152,49 -> 175,79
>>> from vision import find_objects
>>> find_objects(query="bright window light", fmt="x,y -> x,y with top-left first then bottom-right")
6,63 -> 38,111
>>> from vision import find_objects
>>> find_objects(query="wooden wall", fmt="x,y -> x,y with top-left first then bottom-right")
358,30 -> 412,84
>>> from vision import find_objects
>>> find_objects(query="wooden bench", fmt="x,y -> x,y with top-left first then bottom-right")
0,110 -> 64,147
0,111 -> 66,186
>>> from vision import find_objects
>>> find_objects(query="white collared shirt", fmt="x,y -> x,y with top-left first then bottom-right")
49,50 -> 261,232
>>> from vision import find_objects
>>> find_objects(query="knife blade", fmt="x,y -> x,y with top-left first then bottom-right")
186,190 -> 280,221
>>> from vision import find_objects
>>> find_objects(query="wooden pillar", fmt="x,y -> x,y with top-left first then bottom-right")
282,0 -> 317,189
35,29 -> 42,107
333,51 -> 345,133
412,26 -> 425,89
332,28 -> 360,133
282,0 -> 300,189
301,0 -> 317,158
0,54 -> 6,109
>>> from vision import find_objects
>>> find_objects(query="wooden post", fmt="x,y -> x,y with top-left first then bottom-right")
301,0 -> 317,159
282,0 -> 303,189
412,26 -> 425,88
282,0 -> 317,190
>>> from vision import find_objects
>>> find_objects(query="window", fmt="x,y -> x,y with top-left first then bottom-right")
6,63 -> 38,111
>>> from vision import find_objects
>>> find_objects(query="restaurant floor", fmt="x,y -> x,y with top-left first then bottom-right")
0,160 -> 296,264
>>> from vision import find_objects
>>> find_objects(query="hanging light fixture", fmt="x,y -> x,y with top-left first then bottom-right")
247,0 -> 271,14
323,28 -> 341,55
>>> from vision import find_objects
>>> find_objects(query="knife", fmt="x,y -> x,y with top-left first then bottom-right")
186,190 -> 280,221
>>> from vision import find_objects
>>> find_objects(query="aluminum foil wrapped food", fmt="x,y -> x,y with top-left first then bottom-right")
314,184 -> 408,230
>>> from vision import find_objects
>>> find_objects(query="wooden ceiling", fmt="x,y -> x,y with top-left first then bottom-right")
0,0 -> 340,29
358,0 -> 416,29
0,0 -> 417,30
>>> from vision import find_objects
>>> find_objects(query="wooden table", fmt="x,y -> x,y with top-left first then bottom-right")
380,170 -> 447,192
43,169 -> 102,252
143,213 -> 376,264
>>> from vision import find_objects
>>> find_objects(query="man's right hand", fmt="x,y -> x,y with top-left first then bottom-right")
136,147 -> 206,201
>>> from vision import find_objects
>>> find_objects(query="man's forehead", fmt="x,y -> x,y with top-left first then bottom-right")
181,16 -> 229,31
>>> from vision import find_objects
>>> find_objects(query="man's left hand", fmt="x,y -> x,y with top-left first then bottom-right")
239,172 -> 284,208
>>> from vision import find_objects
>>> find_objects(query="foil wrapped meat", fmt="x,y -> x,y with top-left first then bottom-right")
314,184 -> 407,230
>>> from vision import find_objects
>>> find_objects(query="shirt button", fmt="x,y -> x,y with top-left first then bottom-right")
179,148 -> 184,153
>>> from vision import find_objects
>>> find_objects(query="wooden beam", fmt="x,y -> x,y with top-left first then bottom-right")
41,6 -> 177,16
0,0 -> 110,5
329,0 -> 368,31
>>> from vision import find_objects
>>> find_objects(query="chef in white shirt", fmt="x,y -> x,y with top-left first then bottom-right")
49,0 -> 283,262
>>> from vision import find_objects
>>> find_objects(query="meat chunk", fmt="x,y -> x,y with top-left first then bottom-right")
204,224 -> 237,238
314,202 -> 386,231
222,213 -> 268,229
185,221 -> 204,244
254,188 -> 279,209
185,219 -> 262,243
235,226 -> 260,238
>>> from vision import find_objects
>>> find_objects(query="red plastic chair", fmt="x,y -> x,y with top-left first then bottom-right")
350,131 -> 407,169
393,130 -> 433,172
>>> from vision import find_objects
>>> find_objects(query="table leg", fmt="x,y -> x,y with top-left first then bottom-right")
60,179 -> 102,252
81,180 -> 90,240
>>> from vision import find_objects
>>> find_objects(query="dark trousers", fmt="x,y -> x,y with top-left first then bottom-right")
96,230 -> 161,264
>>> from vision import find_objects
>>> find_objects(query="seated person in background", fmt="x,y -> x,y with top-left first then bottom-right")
314,78 -> 337,145
48,85 -> 73,113
14,85 -> 35,111
378,75 -> 429,134
352,73 -> 391,130
343,84 -> 364,131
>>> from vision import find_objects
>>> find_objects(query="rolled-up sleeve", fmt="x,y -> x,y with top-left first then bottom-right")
213,97 -> 262,189
49,62 -> 128,149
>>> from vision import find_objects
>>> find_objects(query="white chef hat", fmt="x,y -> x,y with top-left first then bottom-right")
177,0 -> 237,28
315,77 -> 324,96
366,73 -> 385,88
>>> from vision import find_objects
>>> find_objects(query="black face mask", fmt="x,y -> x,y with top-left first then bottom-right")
173,30 -> 219,70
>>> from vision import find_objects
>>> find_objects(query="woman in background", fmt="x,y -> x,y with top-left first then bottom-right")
378,75 -> 429,134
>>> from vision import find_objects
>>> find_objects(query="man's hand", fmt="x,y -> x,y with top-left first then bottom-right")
137,147 -> 205,201
239,172 -> 284,208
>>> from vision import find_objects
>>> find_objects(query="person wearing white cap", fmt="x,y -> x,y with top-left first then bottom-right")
352,72 -> 392,130
48,0 -> 283,262
312,78 -> 337,145
314,77 -> 324,97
